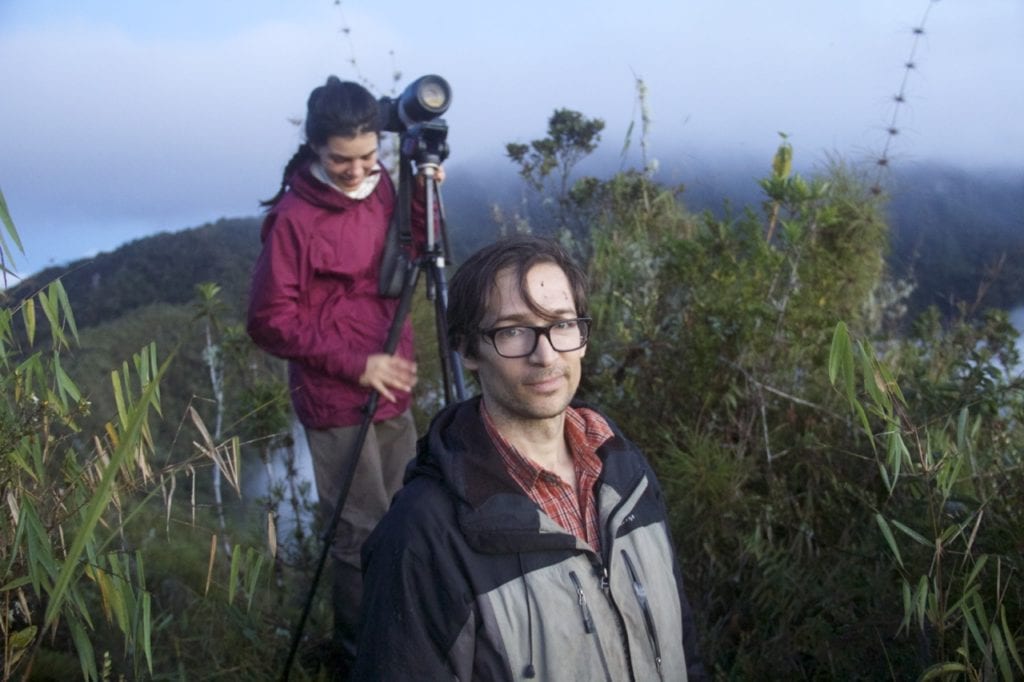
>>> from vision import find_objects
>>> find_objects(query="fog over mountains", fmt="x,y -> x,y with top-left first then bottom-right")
440,154 -> 1024,310
8,155 -> 1023,324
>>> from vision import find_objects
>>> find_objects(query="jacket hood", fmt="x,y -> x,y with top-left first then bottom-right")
288,162 -> 389,214
410,396 -> 636,501
410,398 -> 582,554
407,396 -> 641,556
408,397 -> 512,508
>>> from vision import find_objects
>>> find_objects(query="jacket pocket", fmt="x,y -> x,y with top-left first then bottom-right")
568,571 -> 613,682
621,549 -> 664,680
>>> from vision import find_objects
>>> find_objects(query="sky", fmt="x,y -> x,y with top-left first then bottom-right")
1,0 -> 1022,278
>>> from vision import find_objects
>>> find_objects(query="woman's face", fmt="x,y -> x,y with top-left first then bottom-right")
315,132 -> 379,191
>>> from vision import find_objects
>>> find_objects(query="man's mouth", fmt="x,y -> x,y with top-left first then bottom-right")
525,371 -> 567,390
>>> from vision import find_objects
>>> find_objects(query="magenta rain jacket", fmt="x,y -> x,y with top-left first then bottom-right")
247,163 -> 426,429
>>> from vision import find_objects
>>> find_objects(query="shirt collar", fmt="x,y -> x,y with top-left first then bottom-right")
311,161 -> 382,199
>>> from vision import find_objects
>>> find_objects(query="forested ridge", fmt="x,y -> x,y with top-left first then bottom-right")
885,165 -> 1024,316
7,217 -> 262,328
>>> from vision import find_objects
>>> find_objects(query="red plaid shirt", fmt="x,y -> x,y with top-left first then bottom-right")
482,403 -> 613,553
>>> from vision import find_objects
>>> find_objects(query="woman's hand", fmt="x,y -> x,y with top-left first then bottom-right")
359,354 -> 418,402
415,164 -> 445,188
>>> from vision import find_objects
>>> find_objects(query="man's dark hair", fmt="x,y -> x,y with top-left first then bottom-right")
447,235 -> 589,359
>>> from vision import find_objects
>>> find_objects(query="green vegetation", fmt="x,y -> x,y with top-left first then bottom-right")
516,117 -> 1022,677
0,206 -> 320,680
2,110 -> 1022,680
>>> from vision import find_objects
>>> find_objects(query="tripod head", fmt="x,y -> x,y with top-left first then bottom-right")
401,120 -> 450,170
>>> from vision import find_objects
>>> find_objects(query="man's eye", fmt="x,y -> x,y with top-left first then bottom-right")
496,327 -> 527,340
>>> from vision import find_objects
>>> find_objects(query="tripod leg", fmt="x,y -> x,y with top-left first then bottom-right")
428,259 -> 467,402
432,281 -> 453,404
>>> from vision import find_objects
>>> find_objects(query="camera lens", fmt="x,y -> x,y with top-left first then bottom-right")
378,75 -> 451,133
419,82 -> 447,110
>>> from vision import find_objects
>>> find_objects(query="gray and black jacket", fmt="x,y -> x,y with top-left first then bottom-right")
353,397 -> 707,681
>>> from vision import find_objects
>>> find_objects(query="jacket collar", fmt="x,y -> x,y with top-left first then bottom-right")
285,161 -> 392,212
412,397 -> 641,556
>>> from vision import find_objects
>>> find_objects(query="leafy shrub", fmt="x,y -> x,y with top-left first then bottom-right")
575,147 -> 1023,678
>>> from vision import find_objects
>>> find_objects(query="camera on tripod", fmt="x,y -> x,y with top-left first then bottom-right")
378,75 -> 451,165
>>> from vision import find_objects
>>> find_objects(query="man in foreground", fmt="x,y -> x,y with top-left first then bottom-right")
352,235 -> 706,680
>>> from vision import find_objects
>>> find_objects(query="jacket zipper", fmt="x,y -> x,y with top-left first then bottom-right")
598,472 -> 647,682
568,571 -> 613,682
621,549 -> 664,680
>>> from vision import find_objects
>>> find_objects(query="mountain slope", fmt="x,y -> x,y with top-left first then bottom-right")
6,217 -> 262,329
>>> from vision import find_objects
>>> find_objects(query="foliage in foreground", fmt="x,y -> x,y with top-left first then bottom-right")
573,145 -> 1023,678
0,190 -> 452,679
0,268 -> 168,679
0,202 -> 308,680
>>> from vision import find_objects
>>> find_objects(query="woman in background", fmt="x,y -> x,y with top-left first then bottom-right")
248,76 -> 438,675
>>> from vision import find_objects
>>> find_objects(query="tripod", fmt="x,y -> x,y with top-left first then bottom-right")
280,126 -> 465,681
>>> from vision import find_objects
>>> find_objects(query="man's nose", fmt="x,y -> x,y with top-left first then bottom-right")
529,331 -> 559,363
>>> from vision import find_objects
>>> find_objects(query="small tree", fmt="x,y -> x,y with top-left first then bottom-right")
506,108 -> 604,235
193,282 -> 229,533
572,140 -> 1009,676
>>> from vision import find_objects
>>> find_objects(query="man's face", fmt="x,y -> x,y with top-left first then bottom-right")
315,132 -> 379,191
464,262 -> 585,424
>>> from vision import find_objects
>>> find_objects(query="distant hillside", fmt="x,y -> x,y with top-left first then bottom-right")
885,165 -> 1024,314
3,217 -> 264,449
6,217 -> 262,329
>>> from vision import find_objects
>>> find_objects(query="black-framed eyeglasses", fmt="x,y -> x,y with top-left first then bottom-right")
478,318 -> 591,358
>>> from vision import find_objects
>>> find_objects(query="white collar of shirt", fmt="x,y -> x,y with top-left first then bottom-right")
312,161 -> 382,200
